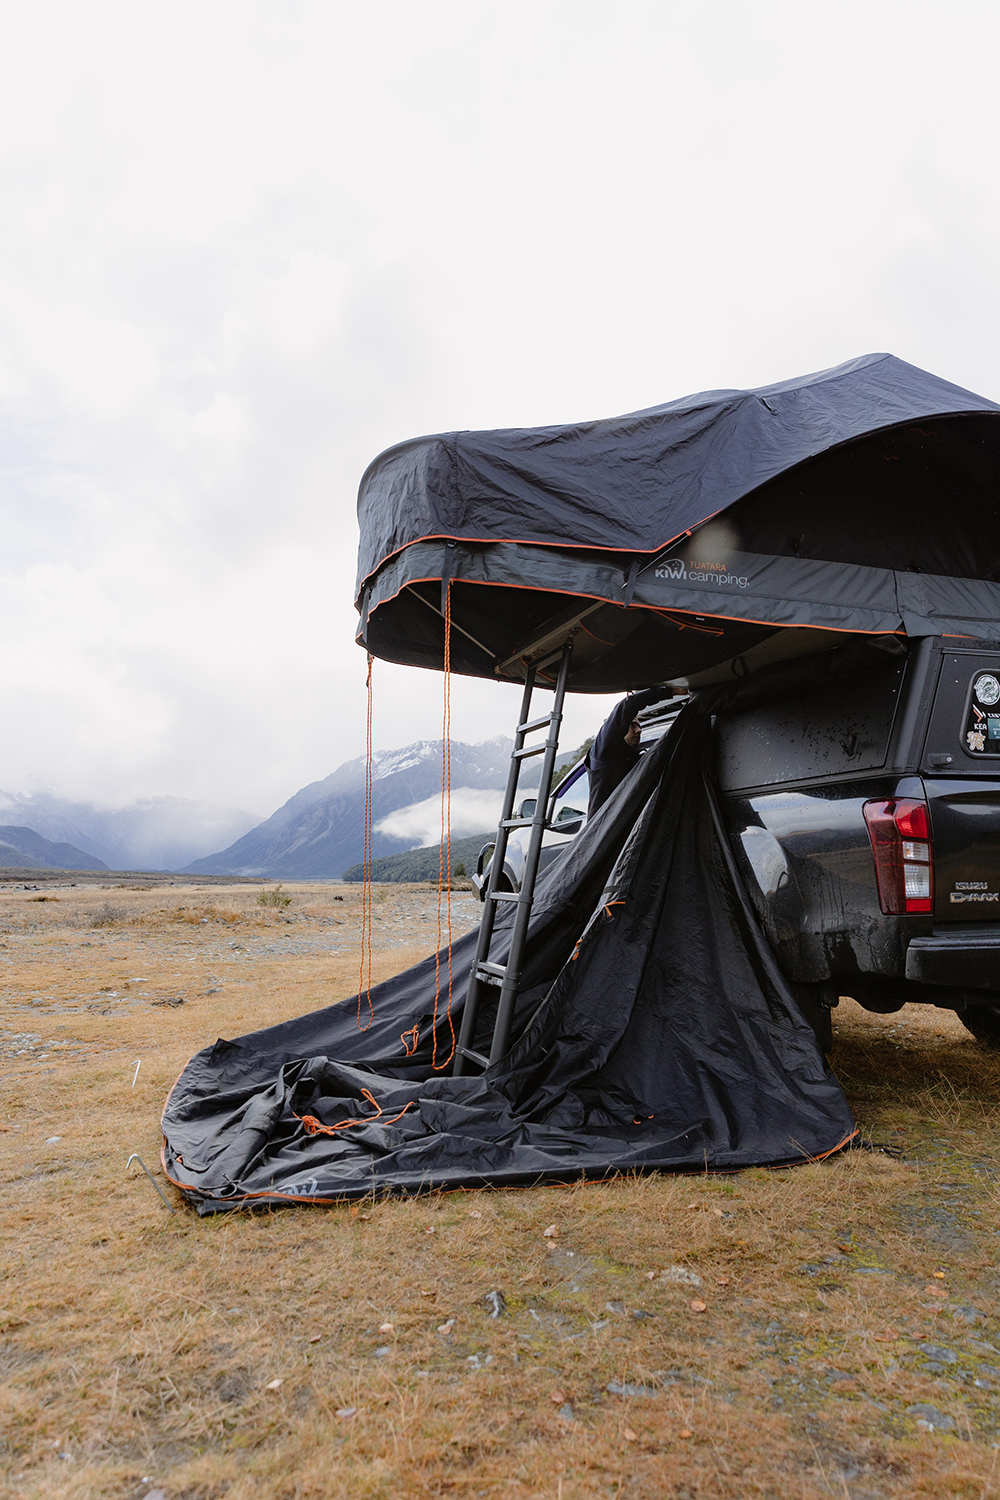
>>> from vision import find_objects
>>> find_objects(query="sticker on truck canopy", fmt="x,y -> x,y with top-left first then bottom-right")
963,690 -> 998,754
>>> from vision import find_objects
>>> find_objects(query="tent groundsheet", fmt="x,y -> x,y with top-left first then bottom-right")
161,708 -> 857,1213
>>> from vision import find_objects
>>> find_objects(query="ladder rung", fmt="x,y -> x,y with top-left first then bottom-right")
487,889 -> 526,903
502,818 -> 562,831
517,713 -> 552,734
512,744 -> 546,759
474,971 -> 503,988
477,961 -> 506,978
457,1045 -> 490,1069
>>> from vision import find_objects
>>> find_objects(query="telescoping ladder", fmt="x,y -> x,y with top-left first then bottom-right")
453,641 -> 573,1075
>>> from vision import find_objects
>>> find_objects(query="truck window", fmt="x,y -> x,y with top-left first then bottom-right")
716,661 -> 904,792
924,652 -> 1000,766
553,767 -> 588,829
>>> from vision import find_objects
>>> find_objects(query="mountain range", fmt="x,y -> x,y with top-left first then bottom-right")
1,735 -> 582,880
0,790 -> 260,872
0,825 -> 108,871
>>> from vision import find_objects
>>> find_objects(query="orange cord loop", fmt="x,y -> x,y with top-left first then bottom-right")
356,652 -> 375,1031
298,1087 -> 414,1135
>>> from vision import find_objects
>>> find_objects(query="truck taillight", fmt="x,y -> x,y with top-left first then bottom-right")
863,798 -> 933,915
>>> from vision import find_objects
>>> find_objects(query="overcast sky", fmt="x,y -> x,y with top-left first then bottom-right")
2,0 -> 999,817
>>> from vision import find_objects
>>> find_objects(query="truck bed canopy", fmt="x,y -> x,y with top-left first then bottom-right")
356,354 -> 1000,691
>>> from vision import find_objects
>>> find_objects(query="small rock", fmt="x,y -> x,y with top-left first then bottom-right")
542,1224 -> 558,1237
690,1299 -> 707,1313
45,1137 -> 60,1144
606,1301 -> 626,1314
952,1305 -> 987,1325
378,1322 -> 394,1333
484,1289 -> 506,1319
437,1319 -> 455,1335
622,1427 -> 638,1442
764,1321 -> 784,1335
919,1344 -> 958,1363
557,1403 -> 574,1420
906,1402 -> 955,1432
549,1389 -> 567,1403
143,1491 -> 169,1500
373,1346 -> 391,1357
659,1265 -> 702,1286
264,1378 -> 283,1390
608,1380 -> 657,1397
336,1406 -> 357,1419
632,1309 -> 656,1320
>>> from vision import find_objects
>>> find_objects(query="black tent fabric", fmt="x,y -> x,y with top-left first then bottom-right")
161,710 -> 856,1214
354,354 -> 1000,691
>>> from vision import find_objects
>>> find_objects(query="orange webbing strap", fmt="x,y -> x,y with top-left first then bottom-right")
298,1088 -> 414,1134
356,652 -> 375,1031
432,582 -> 456,1069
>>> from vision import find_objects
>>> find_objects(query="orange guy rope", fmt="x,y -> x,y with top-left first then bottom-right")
356,652 -> 375,1030
432,582 -> 456,1069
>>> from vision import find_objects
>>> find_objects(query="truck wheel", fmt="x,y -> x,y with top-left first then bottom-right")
960,1004 -> 1000,1046
789,984 -> 834,1053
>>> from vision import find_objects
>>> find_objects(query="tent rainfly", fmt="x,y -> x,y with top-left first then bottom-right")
356,353 -> 1000,691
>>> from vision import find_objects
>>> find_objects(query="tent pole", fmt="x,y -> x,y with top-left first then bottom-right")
453,669 -> 537,1075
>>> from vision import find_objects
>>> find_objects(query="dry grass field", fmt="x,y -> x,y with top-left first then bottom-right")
6,878 -> 1000,1499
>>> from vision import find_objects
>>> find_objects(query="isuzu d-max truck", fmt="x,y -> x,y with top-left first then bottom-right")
716,633 -> 1000,1047
478,632 -> 1000,1050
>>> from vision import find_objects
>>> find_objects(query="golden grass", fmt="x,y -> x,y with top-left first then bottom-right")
5,882 -> 1000,1497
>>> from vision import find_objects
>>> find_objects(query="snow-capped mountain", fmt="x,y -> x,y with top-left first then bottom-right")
184,737 -> 527,879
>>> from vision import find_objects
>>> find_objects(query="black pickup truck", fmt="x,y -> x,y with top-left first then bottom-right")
715,633 -> 1000,1048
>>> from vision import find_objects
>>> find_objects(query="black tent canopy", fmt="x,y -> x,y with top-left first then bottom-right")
356,354 -> 1000,692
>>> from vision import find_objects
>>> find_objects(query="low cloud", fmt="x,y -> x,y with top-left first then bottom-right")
376,788 -> 501,849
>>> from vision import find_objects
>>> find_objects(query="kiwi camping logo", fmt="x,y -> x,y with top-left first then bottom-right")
654,557 -> 750,589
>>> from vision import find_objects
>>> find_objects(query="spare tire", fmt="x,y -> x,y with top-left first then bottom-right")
960,1003 -> 1000,1046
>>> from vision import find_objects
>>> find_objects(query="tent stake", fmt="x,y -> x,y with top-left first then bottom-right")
126,1153 -> 177,1213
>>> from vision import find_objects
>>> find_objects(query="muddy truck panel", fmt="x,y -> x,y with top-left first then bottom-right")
714,636 -> 1000,1016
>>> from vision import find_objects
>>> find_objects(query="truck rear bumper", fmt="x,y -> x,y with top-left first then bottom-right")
906,929 -> 1000,990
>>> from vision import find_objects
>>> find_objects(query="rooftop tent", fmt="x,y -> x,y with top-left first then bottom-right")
355,354 -> 1000,691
